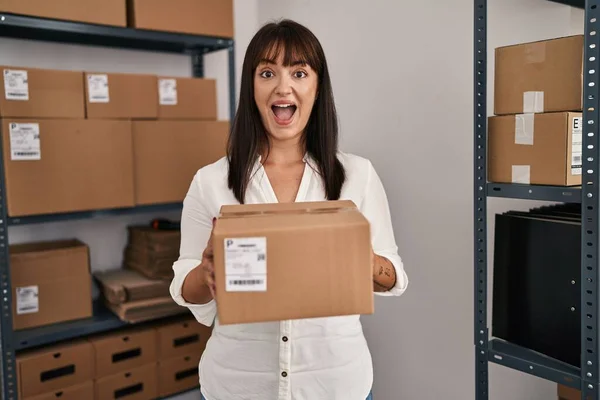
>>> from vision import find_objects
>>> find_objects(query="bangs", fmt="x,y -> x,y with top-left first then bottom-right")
252,26 -> 323,73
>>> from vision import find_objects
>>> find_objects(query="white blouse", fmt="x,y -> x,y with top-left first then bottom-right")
170,152 -> 408,400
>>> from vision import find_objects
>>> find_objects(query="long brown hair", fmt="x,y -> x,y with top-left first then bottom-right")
227,19 -> 345,204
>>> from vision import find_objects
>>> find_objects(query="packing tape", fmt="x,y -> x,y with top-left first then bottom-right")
512,165 -> 531,184
523,91 -> 544,113
515,113 -> 535,145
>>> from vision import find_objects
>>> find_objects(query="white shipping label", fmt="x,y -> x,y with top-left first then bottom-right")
512,165 -> 531,184
159,78 -> 178,105
16,285 -> 39,315
87,74 -> 109,103
4,69 -> 29,101
224,237 -> 267,292
10,122 -> 40,160
572,116 -> 583,175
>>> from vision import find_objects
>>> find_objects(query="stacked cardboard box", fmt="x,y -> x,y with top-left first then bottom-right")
123,226 -> 181,280
489,35 -> 584,186
0,0 -> 127,26
9,239 -> 93,331
15,319 -> 211,400
0,65 -> 228,217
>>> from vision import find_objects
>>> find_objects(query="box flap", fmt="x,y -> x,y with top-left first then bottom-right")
219,200 -> 357,218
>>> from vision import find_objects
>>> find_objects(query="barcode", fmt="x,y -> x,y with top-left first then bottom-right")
7,92 -> 26,97
228,279 -> 264,286
14,152 -> 39,156
574,155 -> 582,163
19,306 -> 36,311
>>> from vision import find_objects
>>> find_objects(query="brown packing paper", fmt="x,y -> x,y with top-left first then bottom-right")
213,200 -> 374,325
105,297 -> 188,324
94,268 -> 170,305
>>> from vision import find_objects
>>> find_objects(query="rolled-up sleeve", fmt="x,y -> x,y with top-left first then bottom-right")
169,170 -> 217,326
360,161 -> 408,297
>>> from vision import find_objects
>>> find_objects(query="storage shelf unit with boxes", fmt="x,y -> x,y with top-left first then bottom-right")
474,0 -> 600,399
0,1 -> 233,399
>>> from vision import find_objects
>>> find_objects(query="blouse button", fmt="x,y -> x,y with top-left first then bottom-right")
282,371 -> 288,377
282,336 -> 288,342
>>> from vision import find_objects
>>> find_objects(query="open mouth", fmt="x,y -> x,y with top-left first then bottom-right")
271,103 -> 297,125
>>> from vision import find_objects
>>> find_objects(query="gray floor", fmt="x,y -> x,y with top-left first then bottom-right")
168,389 -> 201,400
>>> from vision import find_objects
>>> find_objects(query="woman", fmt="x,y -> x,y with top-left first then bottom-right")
170,19 -> 408,400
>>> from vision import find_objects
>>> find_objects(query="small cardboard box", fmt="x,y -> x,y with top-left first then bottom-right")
157,77 -> 217,120
95,363 -> 158,400
558,384 -> 586,400
84,72 -> 158,119
488,112 -> 582,186
90,328 -> 157,378
1,119 -> 135,217
132,120 -> 228,205
10,239 -> 92,330
94,268 -> 171,305
127,0 -> 234,38
212,200 -> 374,325
0,66 -> 85,119
25,381 -> 94,400
16,340 -> 94,399
158,355 -> 200,398
0,0 -> 126,26
494,35 -> 584,115
156,317 -> 212,359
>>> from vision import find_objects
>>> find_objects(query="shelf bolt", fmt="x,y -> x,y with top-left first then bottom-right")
589,384 -> 594,390
571,307 -> 576,311
529,366 -> 533,370
480,330 -> 484,334
479,340 -> 484,345
588,372 -> 593,377
572,280 -> 576,284
589,361 -> 593,366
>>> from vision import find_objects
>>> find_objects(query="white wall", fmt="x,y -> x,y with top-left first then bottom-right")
254,0 -> 579,399
0,1 -> 258,399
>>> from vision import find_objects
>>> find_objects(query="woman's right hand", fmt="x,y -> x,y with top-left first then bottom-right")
201,218 -> 217,298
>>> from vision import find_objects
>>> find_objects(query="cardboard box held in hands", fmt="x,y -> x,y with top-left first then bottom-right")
212,200 -> 374,325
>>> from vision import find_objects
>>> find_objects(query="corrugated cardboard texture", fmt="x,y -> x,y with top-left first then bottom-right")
132,120 -> 228,205
0,0 -> 126,26
156,318 -> 212,359
10,239 -> 92,330
123,226 -> 180,280
94,268 -> 171,305
0,67 -> 85,118
127,0 -> 233,38
25,381 -> 94,400
105,296 -> 187,324
494,35 -> 584,115
158,355 -> 201,398
213,200 -> 374,325
17,340 -> 94,399
488,112 -> 582,186
157,77 -> 217,120
84,72 -> 158,119
95,363 -> 158,400
90,328 -> 157,378
2,119 -> 135,216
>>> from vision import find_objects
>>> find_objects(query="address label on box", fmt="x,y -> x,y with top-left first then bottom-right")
16,285 -> 39,315
10,122 -> 40,160
224,237 -> 267,292
87,74 -> 110,103
4,69 -> 29,101
159,78 -> 178,105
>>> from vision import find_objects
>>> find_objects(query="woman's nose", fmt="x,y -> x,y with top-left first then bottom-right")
275,74 -> 293,96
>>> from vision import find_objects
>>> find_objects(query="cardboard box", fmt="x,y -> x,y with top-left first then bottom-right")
16,340 -> 94,399
558,384 -> 588,400
158,355 -> 200,398
157,77 -> 217,120
132,120 -> 228,205
26,381 -> 94,400
0,0 -> 126,26
494,35 -> 584,115
1,119 -> 135,217
10,239 -> 92,330
156,318 -> 212,359
95,363 -> 158,400
127,0 -> 234,38
0,66 -> 85,119
105,296 -> 187,324
212,200 -> 374,325
487,112 -> 582,186
84,72 -> 158,119
123,226 -> 181,280
90,328 -> 157,378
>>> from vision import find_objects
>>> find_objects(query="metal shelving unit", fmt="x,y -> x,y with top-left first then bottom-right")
0,12 -> 236,400
474,0 -> 599,399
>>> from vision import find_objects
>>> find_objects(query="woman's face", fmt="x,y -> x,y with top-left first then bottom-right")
254,52 -> 318,144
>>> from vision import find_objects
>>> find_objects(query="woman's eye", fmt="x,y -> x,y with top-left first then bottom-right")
260,71 -> 273,78
295,71 -> 307,78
